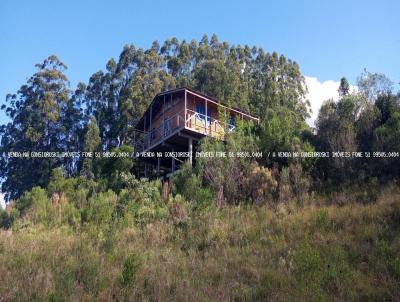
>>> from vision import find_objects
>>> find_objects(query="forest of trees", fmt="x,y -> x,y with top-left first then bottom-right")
0,34 -> 399,301
1,34 -> 398,205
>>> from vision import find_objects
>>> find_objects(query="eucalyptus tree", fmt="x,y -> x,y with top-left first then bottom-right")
0,56 -> 73,200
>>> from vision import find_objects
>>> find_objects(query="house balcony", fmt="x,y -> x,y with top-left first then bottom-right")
133,108 -> 235,153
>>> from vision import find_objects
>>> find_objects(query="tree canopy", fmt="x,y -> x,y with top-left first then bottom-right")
1,35 -> 311,201
1,34 -> 399,202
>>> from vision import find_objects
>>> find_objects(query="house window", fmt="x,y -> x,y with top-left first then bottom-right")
196,103 -> 211,125
163,118 -> 172,137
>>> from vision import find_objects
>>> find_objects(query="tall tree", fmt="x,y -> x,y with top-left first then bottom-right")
62,82 -> 86,175
315,96 -> 358,184
0,56 -> 71,200
357,70 -> 393,101
85,34 -> 310,140
338,77 -> 350,97
0,35 -> 314,199
80,116 -> 101,179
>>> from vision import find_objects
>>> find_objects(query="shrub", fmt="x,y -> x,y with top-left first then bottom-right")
245,162 -> 277,205
99,145 -> 135,192
278,163 -> 311,204
48,168 -> 98,209
168,194 -> 189,226
171,161 -> 213,211
196,125 -> 260,205
289,163 -> 311,205
84,190 -> 117,225
73,242 -> 104,296
294,241 -> 322,284
19,187 -> 50,224
59,199 -> 81,227
116,177 -> 168,226
0,209 -> 11,229
393,256 -> 400,279
278,166 -> 293,202
195,127 -> 281,206
119,253 -> 141,287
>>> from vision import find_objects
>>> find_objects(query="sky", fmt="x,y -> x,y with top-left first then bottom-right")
0,0 -> 399,127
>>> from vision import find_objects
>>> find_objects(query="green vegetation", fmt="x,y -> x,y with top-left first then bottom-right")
0,182 -> 399,301
1,35 -> 399,201
0,35 -> 399,300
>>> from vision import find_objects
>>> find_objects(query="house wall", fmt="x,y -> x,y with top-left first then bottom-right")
187,94 -> 224,121
149,94 -> 185,141
145,90 -> 255,144
186,92 -> 247,124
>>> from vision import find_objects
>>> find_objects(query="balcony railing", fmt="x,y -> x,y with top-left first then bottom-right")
133,108 -> 235,152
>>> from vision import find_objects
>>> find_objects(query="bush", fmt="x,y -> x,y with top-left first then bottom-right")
119,253 -> 141,287
19,187 -> 50,224
116,177 -> 167,226
278,163 -> 311,205
278,166 -> 293,202
294,241 -> 322,284
83,190 -> 117,225
99,145 -> 135,192
196,125 -> 259,204
168,194 -> 189,226
245,162 -> 277,205
288,163 -> 311,205
48,168 -> 98,209
393,256 -> 400,279
171,161 -> 213,211
0,209 -> 11,229
195,127 -> 281,206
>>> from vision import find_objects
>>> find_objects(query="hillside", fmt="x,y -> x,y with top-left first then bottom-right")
1,35 -> 399,301
1,185 -> 399,301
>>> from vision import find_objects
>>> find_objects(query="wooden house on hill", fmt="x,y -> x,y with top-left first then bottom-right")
133,87 -> 259,178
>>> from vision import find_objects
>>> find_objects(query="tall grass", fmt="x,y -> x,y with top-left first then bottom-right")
0,187 -> 399,301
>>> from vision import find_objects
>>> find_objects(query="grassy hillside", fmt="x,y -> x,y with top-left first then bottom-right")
1,186 -> 399,301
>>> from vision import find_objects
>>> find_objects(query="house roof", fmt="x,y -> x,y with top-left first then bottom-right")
134,87 -> 259,130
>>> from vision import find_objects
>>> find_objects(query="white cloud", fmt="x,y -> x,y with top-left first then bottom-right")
0,193 -> 4,209
305,76 -> 358,127
305,76 -> 340,127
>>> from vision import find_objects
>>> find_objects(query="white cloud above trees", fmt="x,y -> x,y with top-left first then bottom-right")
0,193 -> 4,209
305,76 -> 357,127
